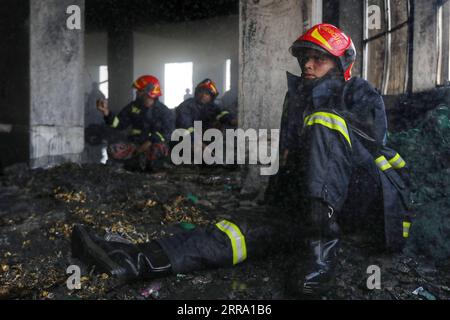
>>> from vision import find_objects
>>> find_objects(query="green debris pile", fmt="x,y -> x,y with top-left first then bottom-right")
389,105 -> 450,264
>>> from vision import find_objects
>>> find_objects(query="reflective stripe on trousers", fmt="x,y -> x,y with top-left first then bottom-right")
215,220 -> 247,265
403,221 -> 411,238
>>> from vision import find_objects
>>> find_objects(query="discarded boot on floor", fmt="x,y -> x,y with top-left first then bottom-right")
71,224 -> 172,282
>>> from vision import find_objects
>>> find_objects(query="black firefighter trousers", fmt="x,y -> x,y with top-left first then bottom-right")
157,110 -> 388,274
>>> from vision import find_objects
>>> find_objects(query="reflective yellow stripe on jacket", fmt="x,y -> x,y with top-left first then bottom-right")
216,111 -> 230,121
304,112 -> 352,147
111,117 -> 120,128
388,153 -> 406,169
156,132 -> 165,142
375,156 -> 393,171
216,220 -> 247,265
131,129 -> 142,135
131,106 -> 141,114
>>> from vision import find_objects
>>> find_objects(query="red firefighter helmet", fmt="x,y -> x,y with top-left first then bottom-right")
290,24 -> 356,81
133,75 -> 162,98
195,79 -> 219,99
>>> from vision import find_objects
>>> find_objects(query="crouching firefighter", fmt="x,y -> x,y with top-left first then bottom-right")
267,23 -> 413,293
97,75 -> 174,171
175,79 -> 237,136
71,24 -> 413,298
174,79 -> 238,165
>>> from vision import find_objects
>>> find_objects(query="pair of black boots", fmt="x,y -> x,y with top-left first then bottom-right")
71,199 -> 340,297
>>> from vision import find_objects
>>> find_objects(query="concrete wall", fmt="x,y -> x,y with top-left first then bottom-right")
239,0 -> 304,131
84,16 -> 239,115
134,15 -> 239,108
84,32 -> 107,125
108,28 -> 134,113
84,33 -> 108,90
29,0 -> 85,168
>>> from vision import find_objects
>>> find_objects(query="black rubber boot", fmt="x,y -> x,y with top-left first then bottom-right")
71,224 -> 172,282
288,199 -> 341,298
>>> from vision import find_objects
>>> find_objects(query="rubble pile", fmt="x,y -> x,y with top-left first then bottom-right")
0,150 -> 449,299
389,105 -> 450,264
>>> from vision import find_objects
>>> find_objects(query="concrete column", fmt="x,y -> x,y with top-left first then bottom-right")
0,0 -> 85,169
29,0 -> 85,168
239,0 -> 304,196
108,28 -> 134,113
239,0 -> 304,130
412,0 -> 438,92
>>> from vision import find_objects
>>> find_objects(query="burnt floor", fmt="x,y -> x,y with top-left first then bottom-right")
1,162 -> 449,300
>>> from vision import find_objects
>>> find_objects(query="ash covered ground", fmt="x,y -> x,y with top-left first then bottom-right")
1,106 -> 450,300
0,162 -> 449,301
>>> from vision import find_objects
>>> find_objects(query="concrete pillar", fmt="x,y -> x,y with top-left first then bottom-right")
239,0 -> 304,130
239,0 -> 304,196
412,0 -> 438,92
108,28 -> 134,113
339,0 -> 364,78
29,0 -> 85,168
0,0 -> 85,169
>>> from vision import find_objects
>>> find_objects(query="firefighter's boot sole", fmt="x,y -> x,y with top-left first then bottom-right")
71,224 -> 127,279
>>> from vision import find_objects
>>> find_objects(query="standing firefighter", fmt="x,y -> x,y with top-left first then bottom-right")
71,25 -> 412,297
97,75 -> 174,171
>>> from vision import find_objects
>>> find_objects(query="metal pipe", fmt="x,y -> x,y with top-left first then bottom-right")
363,0 -> 369,80
436,2 -> 443,85
382,0 -> 392,95
407,0 -> 415,93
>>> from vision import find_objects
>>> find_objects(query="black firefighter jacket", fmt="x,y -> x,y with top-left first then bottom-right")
277,72 -> 412,251
154,75 -> 413,274
104,100 -> 175,145
175,98 -> 236,134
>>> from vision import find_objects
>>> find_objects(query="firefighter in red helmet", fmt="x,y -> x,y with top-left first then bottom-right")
132,75 -> 163,99
175,79 -> 237,138
96,75 -> 174,171
73,24 -> 412,299
290,23 -> 356,81
270,23 -> 412,294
